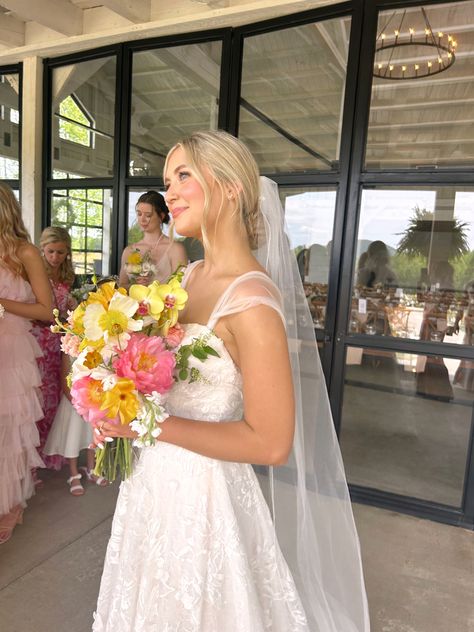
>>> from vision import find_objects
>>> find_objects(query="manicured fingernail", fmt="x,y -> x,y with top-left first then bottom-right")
104,437 -> 114,443
94,428 -> 100,435
97,442 -> 104,449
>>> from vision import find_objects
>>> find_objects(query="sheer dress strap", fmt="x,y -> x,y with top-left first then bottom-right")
207,272 -> 285,330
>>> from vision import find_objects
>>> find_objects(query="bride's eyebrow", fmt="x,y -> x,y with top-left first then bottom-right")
164,163 -> 188,184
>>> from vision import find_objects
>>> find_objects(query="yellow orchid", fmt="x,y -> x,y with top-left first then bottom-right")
129,283 -> 165,320
100,378 -> 139,426
83,291 -> 142,346
155,278 -> 188,331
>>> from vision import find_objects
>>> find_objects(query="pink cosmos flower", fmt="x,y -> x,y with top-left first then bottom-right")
70,376 -> 107,424
165,323 -> 185,349
61,332 -> 81,357
113,333 -> 175,394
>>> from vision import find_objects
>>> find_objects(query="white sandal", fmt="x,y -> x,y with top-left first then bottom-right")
67,473 -> 85,496
80,467 -> 109,487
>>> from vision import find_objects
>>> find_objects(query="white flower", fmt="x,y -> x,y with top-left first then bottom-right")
82,291 -> 142,347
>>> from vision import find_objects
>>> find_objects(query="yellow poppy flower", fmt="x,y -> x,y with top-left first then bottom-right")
127,251 -> 142,265
100,378 -> 139,425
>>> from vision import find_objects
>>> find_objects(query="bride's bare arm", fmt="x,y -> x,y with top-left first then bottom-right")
0,243 -> 53,321
97,304 -> 295,466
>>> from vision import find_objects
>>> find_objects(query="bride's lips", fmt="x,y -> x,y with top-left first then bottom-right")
171,207 -> 187,220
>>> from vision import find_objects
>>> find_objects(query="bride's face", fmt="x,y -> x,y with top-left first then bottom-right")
164,146 -> 222,240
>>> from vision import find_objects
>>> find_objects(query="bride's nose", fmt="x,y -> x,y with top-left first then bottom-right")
165,183 -> 177,204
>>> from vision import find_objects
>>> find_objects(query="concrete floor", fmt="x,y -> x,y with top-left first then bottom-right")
1,468 -> 473,632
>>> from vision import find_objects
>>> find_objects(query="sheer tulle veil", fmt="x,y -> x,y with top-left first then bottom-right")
254,177 -> 370,632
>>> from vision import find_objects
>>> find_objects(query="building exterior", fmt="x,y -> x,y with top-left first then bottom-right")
0,0 -> 473,528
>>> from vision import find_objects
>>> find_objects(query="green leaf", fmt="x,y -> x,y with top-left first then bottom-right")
179,368 -> 189,381
192,347 -> 207,361
203,345 -> 219,357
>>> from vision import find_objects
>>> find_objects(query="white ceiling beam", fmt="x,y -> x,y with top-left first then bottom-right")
0,13 -> 25,47
1,0 -> 83,36
99,0 -> 151,23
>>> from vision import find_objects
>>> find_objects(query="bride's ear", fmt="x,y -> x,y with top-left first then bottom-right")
225,182 -> 242,201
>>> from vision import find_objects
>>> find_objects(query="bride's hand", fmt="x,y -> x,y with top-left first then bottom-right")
93,420 -> 138,447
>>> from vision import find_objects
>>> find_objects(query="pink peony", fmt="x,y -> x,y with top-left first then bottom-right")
61,332 -> 81,357
70,376 -> 107,424
113,333 -> 175,394
165,323 -> 185,349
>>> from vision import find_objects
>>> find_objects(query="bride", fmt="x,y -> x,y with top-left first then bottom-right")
93,130 -> 370,631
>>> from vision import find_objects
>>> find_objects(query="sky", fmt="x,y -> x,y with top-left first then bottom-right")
284,188 -> 474,254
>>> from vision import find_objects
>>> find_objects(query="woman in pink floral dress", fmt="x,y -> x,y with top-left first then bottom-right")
31,227 -> 76,471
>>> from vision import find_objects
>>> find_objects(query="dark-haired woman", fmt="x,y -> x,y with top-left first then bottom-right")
119,190 -> 187,288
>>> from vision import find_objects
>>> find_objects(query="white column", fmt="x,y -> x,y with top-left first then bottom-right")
21,56 -> 43,244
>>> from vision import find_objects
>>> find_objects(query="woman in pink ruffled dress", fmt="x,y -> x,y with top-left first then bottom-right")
31,226 -> 76,471
0,184 -> 53,544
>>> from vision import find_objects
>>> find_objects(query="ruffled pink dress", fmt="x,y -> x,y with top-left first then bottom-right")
0,265 -> 44,516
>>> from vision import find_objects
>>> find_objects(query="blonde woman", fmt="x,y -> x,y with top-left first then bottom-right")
31,226 -> 77,473
93,132 -> 369,631
0,184 -> 52,544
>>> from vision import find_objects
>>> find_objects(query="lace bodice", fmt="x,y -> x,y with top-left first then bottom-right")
165,323 -> 244,423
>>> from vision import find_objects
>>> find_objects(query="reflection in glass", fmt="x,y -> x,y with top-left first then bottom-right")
366,1 -> 474,169
351,187 -> 474,344
51,57 -> 116,178
282,188 -> 336,328
0,74 -> 20,179
240,17 -> 351,173
51,188 -> 113,276
340,346 -> 473,506
129,42 -> 222,177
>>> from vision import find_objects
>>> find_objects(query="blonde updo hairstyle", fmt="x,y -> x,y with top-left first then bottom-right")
40,226 -> 75,286
0,183 -> 31,276
165,130 -> 260,253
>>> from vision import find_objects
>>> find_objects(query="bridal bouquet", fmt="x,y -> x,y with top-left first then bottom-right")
124,248 -> 157,284
52,270 -> 188,481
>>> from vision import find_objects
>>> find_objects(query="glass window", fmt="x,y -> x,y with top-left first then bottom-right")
340,346 -> 473,507
240,17 -> 351,173
51,56 -> 116,178
59,95 -> 93,147
50,188 -> 113,276
282,188 -> 337,329
367,1 -> 474,169
351,187 -> 474,344
0,73 -> 20,180
129,41 -> 222,177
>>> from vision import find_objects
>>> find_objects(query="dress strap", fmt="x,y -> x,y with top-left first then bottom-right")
207,272 -> 285,330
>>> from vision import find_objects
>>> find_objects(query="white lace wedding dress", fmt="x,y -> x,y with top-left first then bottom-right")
93,269 -> 309,632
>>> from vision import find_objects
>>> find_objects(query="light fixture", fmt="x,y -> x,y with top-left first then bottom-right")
373,7 -> 457,80
129,150 -> 150,176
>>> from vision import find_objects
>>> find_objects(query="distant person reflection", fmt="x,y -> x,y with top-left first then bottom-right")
417,261 -> 456,402
356,240 -> 397,289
